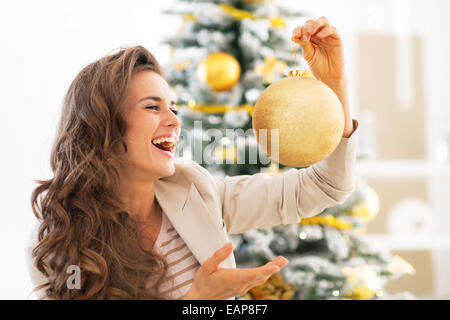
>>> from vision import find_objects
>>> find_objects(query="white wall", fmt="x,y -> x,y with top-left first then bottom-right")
0,0 -> 181,299
1,0 -> 449,299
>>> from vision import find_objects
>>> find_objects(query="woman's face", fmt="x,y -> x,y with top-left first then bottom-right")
120,70 -> 181,181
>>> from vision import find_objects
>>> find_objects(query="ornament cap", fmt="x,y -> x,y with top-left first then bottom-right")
288,69 -> 303,77
288,69 -> 315,79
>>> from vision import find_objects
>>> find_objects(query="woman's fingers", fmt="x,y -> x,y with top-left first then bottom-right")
314,16 -> 330,33
317,27 -> 328,37
317,26 -> 338,39
193,247 -> 289,299
201,242 -> 234,275
293,16 -> 330,42
233,256 -> 289,285
195,253 -> 289,299
306,16 -> 329,37
256,256 -> 289,277
242,257 -> 290,290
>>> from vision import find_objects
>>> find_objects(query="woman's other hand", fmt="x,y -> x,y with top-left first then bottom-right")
182,242 -> 289,300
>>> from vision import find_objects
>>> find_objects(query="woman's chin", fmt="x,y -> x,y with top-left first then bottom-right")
150,145 -> 176,177
154,161 -> 176,178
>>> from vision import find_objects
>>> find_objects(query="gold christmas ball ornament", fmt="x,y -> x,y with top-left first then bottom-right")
243,272 -> 295,300
347,285 -> 376,300
252,71 -> 344,167
196,52 -> 241,91
349,185 -> 380,222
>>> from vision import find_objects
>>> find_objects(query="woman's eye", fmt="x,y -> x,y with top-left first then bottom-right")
145,106 -> 178,115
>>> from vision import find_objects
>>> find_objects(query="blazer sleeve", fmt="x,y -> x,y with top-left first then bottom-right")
214,119 -> 359,235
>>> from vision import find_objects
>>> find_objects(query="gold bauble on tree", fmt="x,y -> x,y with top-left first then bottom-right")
243,272 -> 295,300
252,70 -> 344,167
196,52 -> 241,91
348,184 -> 380,222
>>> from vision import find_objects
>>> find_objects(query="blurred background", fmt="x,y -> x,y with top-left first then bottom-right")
1,0 -> 449,299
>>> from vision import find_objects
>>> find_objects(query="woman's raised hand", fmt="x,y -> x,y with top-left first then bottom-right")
182,242 -> 289,300
291,16 -> 346,85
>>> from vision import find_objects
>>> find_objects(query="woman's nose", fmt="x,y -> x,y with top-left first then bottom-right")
163,107 -> 181,128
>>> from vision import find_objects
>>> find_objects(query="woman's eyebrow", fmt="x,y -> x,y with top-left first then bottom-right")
138,96 -> 176,105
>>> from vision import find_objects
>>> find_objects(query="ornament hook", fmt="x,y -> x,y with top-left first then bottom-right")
288,42 -> 317,78
289,43 -> 304,77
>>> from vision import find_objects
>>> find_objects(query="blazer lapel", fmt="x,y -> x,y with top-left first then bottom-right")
154,180 -> 230,266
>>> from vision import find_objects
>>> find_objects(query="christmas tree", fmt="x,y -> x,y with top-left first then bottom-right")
160,0 -> 415,300
231,177 -> 415,300
161,0 -> 305,176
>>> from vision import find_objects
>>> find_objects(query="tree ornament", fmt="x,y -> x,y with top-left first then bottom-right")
386,255 -> 416,276
196,52 -> 241,92
252,45 -> 344,167
348,185 -> 380,222
348,285 -> 376,300
214,145 -> 238,164
243,272 -> 295,300
254,57 -> 287,84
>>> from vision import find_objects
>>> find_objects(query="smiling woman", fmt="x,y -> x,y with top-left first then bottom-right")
27,46 -> 177,299
26,42 -> 358,300
118,69 -> 181,181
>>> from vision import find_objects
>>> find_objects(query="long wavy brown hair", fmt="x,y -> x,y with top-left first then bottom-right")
30,46 -> 171,299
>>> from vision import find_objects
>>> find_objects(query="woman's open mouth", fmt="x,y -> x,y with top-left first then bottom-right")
151,136 -> 176,158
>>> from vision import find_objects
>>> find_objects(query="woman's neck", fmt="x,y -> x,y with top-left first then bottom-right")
119,177 -> 158,223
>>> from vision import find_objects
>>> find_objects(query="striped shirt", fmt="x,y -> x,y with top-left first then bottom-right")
149,210 -> 201,299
